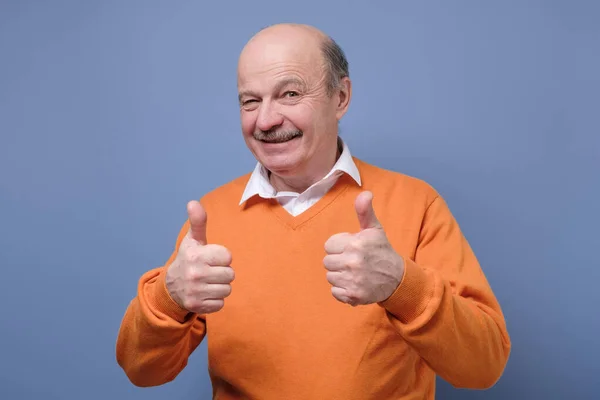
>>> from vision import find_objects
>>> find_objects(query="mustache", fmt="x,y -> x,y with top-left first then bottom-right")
253,129 -> 303,143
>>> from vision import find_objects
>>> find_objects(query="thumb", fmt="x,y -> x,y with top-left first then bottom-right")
187,200 -> 208,245
355,191 -> 381,230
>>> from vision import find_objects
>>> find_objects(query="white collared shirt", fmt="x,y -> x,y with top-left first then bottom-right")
239,139 -> 362,216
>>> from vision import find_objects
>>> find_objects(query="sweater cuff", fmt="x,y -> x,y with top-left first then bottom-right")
379,257 -> 436,324
150,270 -> 193,324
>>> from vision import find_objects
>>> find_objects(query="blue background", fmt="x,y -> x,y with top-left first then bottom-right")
1,1 -> 598,399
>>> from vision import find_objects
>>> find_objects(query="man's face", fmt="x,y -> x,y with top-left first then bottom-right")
237,31 -> 345,178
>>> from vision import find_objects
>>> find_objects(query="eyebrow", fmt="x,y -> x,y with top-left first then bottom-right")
274,77 -> 307,92
238,77 -> 307,104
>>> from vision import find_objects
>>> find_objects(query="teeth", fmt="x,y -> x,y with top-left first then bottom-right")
257,132 -> 302,144
264,136 -> 295,143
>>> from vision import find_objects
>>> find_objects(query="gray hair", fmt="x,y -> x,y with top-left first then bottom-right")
321,37 -> 349,95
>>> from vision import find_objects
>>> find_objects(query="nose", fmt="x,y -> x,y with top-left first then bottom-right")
255,100 -> 284,132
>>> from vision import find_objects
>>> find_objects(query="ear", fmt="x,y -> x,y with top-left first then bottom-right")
335,77 -> 352,120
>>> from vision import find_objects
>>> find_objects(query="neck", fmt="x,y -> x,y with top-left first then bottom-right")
269,138 -> 342,193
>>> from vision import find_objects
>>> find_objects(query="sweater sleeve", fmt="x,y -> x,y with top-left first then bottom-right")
115,221 -> 207,387
379,195 -> 511,389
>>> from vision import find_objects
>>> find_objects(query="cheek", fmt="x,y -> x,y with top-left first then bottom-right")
240,112 -> 256,136
285,106 -> 317,133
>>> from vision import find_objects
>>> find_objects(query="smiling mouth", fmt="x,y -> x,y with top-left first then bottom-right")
260,135 -> 301,144
255,130 -> 303,144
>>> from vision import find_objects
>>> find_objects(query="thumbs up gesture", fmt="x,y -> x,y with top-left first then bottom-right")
165,200 -> 235,314
323,191 -> 405,306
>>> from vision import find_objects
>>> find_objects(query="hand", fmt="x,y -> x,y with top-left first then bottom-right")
165,200 -> 235,314
323,191 -> 404,306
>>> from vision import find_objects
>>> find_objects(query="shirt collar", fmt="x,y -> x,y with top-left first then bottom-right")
239,138 -> 361,205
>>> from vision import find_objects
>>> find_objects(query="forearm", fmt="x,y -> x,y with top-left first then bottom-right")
116,268 -> 206,387
381,258 -> 511,389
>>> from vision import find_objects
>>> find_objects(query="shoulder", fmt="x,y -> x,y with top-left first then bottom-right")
353,157 -> 452,233
198,172 -> 252,211
354,157 -> 440,207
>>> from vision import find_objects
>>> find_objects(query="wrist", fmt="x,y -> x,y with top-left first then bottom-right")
378,257 -> 437,324
152,269 -> 194,323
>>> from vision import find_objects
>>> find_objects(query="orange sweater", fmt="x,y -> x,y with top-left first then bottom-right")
116,158 -> 511,399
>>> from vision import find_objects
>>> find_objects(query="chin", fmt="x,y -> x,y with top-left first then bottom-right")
251,136 -> 306,175
260,155 -> 303,177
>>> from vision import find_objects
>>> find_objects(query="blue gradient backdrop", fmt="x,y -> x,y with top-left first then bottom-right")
1,1 -> 598,399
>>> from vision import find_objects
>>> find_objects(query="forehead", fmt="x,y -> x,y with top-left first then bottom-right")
237,36 -> 324,90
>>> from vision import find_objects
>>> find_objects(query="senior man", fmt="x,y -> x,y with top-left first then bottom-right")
116,23 -> 511,399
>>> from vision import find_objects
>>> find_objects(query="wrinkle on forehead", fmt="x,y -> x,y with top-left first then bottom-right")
238,63 -> 328,102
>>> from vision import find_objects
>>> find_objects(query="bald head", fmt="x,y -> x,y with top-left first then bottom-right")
238,23 -> 349,95
249,23 -> 328,45
246,23 -> 327,47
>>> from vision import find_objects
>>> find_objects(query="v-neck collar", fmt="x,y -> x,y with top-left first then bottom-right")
260,173 -> 357,230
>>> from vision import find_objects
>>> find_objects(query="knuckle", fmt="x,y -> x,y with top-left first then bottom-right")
344,288 -> 355,300
182,298 -> 199,312
183,267 -> 196,281
349,238 -> 364,252
351,274 -> 365,289
346,290 -> 361,303
184,267 -> 203,282
349,254 -> 363,269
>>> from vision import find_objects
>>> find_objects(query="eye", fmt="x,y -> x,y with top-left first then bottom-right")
243,99 -> 257,105
284,91 -> 299,98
